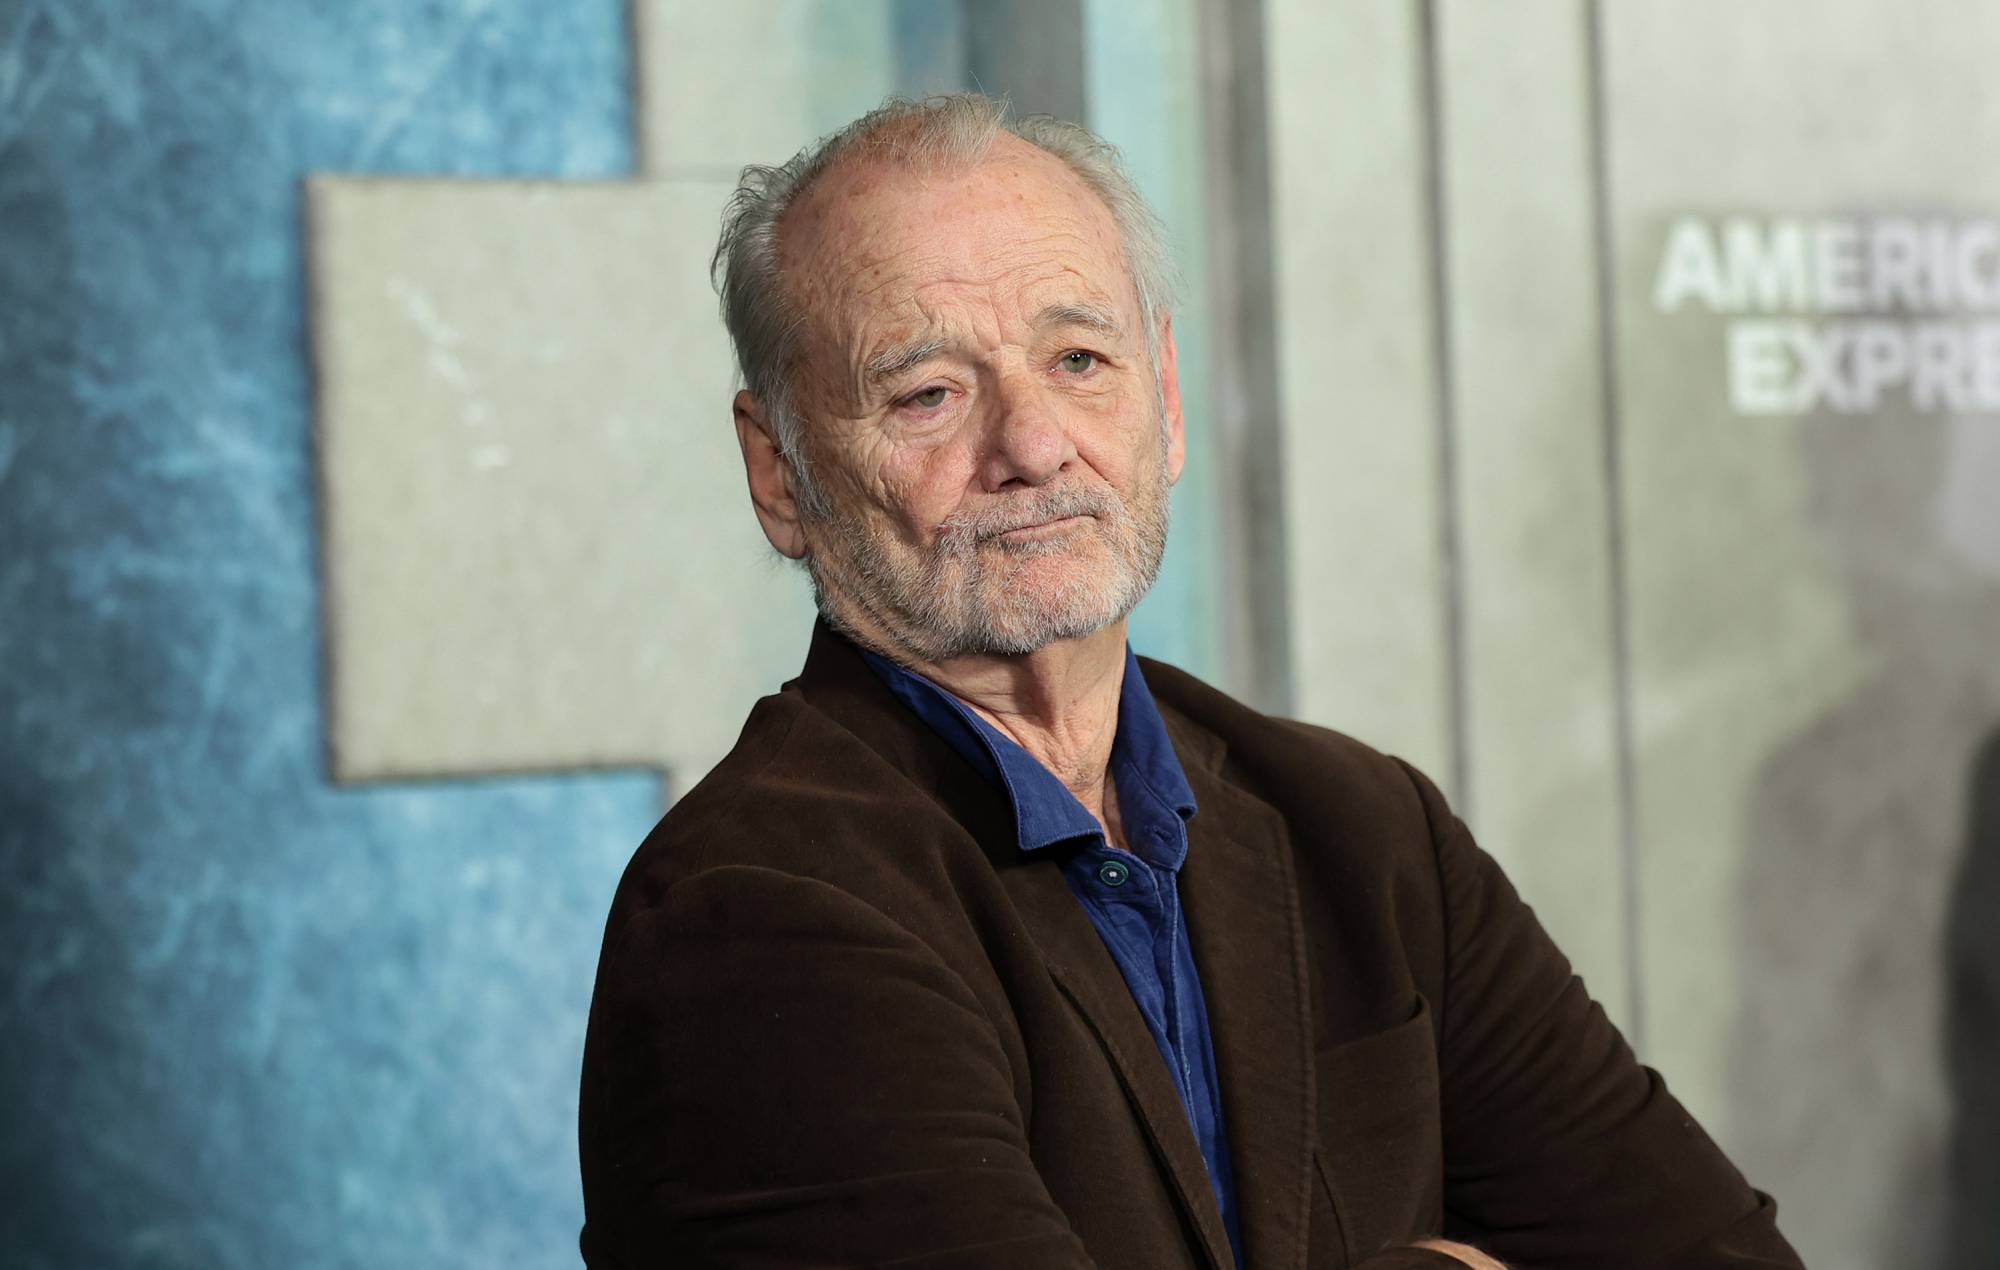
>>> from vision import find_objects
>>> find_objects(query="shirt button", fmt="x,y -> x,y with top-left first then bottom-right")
1097,858 -> 1130,887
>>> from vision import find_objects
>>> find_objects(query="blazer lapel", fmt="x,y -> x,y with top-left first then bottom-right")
1176,728 -> 1320,1270
793,623 -> 1300,1269
998,852 -> 1238,1270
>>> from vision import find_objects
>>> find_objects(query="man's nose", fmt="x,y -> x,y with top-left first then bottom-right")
978,377 -> 1076,491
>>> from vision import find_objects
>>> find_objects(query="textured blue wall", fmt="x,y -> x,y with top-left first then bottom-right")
0,4 -> 657,1267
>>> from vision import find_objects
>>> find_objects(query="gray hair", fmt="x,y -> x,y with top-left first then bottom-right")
710,92 -> 1180,519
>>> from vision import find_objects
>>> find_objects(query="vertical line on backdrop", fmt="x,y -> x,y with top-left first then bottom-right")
621,0 -> 650,176
1414,0 -> 1472,812
1581,0 -> 1645,1054
1197,0 -> 1293,715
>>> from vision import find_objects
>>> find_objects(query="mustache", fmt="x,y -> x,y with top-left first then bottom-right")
935,483 -> 1117,551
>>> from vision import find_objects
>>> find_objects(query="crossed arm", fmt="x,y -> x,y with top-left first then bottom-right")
579,863 -> 1522,1268
578,764 -> 1802,1268
1397,758 -> 1802,1268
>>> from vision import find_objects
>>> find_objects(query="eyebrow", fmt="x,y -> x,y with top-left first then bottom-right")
1033,302 -> 1123,337
864,335 -> 950,385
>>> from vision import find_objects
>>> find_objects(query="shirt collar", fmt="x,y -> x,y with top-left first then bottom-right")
858,640 -> 1199,869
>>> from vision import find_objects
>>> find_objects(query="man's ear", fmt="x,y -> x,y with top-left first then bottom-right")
1156,314 -> 1187,484
733,390 -> 809,559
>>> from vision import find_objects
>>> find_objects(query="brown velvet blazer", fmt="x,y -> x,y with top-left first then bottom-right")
578,623 -> 1803,1269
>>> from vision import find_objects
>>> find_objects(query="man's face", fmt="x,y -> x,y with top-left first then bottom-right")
765,134 -> 1186,662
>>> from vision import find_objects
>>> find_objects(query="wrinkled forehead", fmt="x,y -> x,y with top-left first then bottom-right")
776,137 -> 1141,354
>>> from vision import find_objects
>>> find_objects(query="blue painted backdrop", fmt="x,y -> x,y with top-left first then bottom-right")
0,3 -> 661,1266
0,4 -> 1238,1264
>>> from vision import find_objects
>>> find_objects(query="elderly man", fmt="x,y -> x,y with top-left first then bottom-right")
578,94 -> 1801,1270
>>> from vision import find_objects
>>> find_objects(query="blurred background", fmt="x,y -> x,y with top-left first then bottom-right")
3,1 -> 1996,1267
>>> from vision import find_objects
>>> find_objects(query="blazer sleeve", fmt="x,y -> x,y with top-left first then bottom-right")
578,863 -> 1100,1270
1394,759 -> 1806,1269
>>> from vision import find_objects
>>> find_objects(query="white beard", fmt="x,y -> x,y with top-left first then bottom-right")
805,429 -> 1173,662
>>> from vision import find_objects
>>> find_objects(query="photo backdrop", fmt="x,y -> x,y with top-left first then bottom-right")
3,3 -> 1995,1268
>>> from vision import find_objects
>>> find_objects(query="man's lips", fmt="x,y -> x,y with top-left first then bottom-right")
991,513 -> 1093,541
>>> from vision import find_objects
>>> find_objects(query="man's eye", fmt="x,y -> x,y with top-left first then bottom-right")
907,386 -> 949,409
1059,350 -> 1098,374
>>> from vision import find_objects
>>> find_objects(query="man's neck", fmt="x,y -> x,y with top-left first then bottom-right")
845,613 -> 1131,828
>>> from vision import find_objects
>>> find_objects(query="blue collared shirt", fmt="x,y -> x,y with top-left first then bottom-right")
860,642 -> 1244,1268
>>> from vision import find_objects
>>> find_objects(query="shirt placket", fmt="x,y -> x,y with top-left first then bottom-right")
1118,856 -> 1187,1112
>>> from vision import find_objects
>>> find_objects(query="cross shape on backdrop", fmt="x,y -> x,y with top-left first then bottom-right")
308,2 -> 947,796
